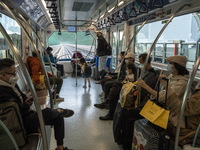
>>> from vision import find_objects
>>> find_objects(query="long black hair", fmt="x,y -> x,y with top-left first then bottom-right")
173,62 -> 189,75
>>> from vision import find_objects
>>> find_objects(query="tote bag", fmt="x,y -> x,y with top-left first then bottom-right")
140,100 -> 170,129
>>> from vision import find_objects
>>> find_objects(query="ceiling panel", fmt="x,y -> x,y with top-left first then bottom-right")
60,0 -> 116,26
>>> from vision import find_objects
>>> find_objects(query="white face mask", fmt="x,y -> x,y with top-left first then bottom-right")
125,59 -> 129,64
9,75 -> 19,85
139,64 -> 144,68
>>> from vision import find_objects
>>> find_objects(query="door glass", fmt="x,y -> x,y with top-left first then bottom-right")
112,32 -> 117,69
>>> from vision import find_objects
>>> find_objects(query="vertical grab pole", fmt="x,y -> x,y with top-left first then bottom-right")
139,4 -> 190,107
0,23 -> 48,150
75,11 -> 78,86
16,12 -> 55,108
0,2 -> 53,109
174,57 -> 200,149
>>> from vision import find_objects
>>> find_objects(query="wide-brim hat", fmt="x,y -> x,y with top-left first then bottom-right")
166,55 -> 187,67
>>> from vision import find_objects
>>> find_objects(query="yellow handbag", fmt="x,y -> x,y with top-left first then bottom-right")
140,100 -> 170,129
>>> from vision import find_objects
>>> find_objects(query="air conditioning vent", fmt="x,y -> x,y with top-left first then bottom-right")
72,2 -> 94,12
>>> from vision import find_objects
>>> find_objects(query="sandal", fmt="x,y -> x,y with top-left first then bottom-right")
56,108 -> 74,118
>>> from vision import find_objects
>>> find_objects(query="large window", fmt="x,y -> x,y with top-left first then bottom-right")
111,32 -> 117,69
135,13 -> 200,69
48,31 -> 95,60
0,13 -> 21,59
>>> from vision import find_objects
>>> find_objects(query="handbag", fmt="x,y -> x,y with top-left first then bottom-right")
139,100 -> 170,129
139,79 -> 170,129
120,81 -> 138,110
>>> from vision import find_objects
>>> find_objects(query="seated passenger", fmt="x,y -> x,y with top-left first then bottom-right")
138,55 -> 189,104
114,53 -> 158,149
27,50 -> 64,102
44,47 -> 65,77
0,58 -> 74,150
166,85 -> 200,146
94,52 -> 137,120
138,55 -> 190,146
98,51 -> 125,98
121,63 -> 135,84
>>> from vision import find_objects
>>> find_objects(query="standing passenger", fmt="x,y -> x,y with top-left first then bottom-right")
79,57 -> 91,88
96,31 -> 107,71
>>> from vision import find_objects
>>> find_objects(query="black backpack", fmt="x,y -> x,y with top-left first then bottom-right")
105,43 -> 112,56
84,66 -> 92,76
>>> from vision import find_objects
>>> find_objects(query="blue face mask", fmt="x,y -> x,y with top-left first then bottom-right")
167,63 -> 172,72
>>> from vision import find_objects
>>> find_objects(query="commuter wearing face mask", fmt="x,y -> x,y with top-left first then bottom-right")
0,58 -> 74,150
94,52 -> 137,118
138,55 -> 189,106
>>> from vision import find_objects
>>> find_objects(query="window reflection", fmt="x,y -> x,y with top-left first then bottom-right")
0,13 -> 21,59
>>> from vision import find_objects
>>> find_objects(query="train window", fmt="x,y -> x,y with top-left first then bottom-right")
0,13 -> 21,59
135,13 -> 200,69
112,31 -> 117,69
119,30 -> 124,53
48,31 -> 95,60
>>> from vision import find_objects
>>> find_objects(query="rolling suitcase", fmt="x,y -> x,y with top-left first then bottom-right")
132,119 -> 169,150
132,79 -> 170,150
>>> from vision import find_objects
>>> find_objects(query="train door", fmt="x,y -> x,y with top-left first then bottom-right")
111,30 -> 118,70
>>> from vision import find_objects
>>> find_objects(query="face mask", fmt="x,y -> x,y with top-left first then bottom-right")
125,59 -> 129,64
118,55 -> 122,61
9,75 -> 19,85
139,64 -> 144,68
167,64 -> 173,73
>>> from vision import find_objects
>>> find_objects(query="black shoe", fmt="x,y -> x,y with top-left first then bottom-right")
55,146 -> 73,150
94,102 -> 109,109
99,114 -> 113,121
56,108 -> 74,118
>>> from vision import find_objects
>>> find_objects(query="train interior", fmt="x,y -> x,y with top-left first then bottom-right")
1,0 -> 200,150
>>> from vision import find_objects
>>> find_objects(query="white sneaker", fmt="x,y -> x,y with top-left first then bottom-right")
56,96 -> 64,102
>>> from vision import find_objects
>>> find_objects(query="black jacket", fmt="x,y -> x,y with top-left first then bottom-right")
97,37 -> 107,56
0,85 -> 30,114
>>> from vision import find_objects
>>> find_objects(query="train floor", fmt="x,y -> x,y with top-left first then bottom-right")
48,76 -> 123,150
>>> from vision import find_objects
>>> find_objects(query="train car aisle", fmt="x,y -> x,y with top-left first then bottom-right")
49,77 -> 123,150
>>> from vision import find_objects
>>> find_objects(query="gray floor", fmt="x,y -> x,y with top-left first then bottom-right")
49,76 -> 123,150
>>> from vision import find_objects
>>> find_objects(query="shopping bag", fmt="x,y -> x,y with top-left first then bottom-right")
140,100 -> 170,129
